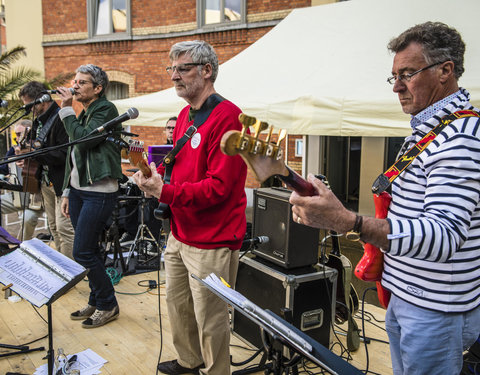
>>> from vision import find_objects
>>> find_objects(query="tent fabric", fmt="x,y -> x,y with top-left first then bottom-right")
114,0 -> 480,137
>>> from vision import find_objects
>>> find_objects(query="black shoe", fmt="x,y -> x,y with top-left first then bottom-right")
36,232 -> 53,241
157,359 -> 203,374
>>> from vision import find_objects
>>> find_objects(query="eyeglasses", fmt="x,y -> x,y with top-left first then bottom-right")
71,79 -> 94,87
387,61 -> 444,85
165,63 -> 204,77
166,126 -> 175,131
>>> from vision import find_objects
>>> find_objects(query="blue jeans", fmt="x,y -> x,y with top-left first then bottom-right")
385,294 -> 480,375
69,188 -> 118,310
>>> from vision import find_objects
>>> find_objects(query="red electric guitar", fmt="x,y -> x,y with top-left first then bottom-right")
354,192 -> 391,308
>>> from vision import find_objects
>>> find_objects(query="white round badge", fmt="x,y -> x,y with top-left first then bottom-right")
191,132 -> 201,149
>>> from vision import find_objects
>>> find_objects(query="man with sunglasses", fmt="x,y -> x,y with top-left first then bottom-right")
290,22 -> 480,375
134,41 -> 247,375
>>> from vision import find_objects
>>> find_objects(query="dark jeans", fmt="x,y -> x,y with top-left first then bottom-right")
69,187 -> 118,310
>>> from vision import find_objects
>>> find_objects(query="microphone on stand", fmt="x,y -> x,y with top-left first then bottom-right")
43,88 -> 75,95
90,108 -> 139,134
242,236 -> 270,247
22,94 -> 52,111
106,136 -> 129,149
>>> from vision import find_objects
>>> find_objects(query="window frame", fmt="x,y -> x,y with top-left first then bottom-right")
197,0 -> 246,29
87,0 -> 132,41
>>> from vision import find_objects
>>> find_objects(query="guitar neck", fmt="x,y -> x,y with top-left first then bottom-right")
277,165 -> 316,196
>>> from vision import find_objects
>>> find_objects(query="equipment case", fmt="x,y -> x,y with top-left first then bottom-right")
232,255 -> 337,349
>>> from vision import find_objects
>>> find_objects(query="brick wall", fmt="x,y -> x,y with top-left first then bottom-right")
42,0 -> 311,186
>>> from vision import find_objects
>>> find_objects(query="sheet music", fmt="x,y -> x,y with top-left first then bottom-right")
0,250 -> 67,304
0,239 -> 86,307
202,273 -> 312,353
19,238 -> 85,281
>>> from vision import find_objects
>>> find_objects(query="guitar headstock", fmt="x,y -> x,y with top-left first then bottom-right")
221,113 -> 288,184
122,139 -> 151,177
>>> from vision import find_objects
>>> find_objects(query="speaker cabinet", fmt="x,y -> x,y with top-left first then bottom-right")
253,187 -> 320,269
232,256 -> 337,349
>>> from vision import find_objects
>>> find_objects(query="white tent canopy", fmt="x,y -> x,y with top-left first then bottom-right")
114,0 -> 480,137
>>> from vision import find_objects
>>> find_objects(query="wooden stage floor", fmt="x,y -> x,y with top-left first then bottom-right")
0,268 -> 392,374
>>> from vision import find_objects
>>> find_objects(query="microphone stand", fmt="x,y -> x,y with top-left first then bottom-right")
0,107 -> 32,135
0,131 -> 123,167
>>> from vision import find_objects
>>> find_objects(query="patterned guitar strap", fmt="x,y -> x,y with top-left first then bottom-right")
372,110 -> 480,195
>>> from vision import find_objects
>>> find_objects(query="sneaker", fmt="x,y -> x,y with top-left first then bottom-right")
81,305 -> 119,328
70,304 -> 96,320
157,359 -> 204,375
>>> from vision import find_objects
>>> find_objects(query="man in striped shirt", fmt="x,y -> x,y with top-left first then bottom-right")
290,22 -> 480,375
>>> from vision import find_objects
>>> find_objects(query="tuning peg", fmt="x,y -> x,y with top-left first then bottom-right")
265,126 -> 274,144
276,129 -> 287,146
239,113 -> 257,127
253,121 -> 269,138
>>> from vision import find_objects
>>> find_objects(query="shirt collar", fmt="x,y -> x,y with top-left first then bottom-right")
410,90 -> 461,130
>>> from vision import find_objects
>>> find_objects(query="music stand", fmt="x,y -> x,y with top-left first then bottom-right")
192,273 -> 363,375
0,233 -> 88,375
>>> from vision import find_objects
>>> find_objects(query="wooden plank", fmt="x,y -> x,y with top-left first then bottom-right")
0,270 -> 392,374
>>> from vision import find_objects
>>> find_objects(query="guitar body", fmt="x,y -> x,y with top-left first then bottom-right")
21,159 -> 41,194
354,191 -> 392,308
17,128 -> 41,194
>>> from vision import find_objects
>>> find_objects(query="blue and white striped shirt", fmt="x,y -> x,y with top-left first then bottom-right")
382,88 -> 480,312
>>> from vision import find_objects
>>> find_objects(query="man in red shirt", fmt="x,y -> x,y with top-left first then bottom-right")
134,40 -> 247,375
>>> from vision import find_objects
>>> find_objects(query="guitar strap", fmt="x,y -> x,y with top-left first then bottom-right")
161,93 -> 225,185
35,106 -> 61,148
372,110 -> 480,195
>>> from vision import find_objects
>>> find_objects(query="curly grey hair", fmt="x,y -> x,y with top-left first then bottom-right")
388,22 -> 465,80
76,64 -> 110,96
169,40 -> 219,83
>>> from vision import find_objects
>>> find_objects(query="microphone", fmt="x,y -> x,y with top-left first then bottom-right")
106,136 -> 129,149
242,236 -> 269,247
43,88 -> 75,95
22,94 -> 52,111
91,108 -> 139,134
0,99 -> 8,108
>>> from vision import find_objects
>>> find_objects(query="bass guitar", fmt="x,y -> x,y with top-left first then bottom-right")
220,114 -> 361,348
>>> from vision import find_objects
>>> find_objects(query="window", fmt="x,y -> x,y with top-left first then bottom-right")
106,81 -> 129,101
88,0 -> 131,38
199,0 -> 245,27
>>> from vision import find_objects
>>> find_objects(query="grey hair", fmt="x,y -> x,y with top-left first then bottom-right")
16,119 -> 32,128
76,64 -> 110,96
388,22 -> 465,80
169,40 -> 219,83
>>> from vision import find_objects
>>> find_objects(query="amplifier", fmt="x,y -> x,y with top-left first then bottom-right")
253,187 -> 320,269
232,256 -> 337,349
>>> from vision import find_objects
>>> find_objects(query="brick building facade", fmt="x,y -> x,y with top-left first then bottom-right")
41,0 -> 312,187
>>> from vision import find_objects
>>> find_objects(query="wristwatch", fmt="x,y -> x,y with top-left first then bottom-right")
345,215 -> 363,241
